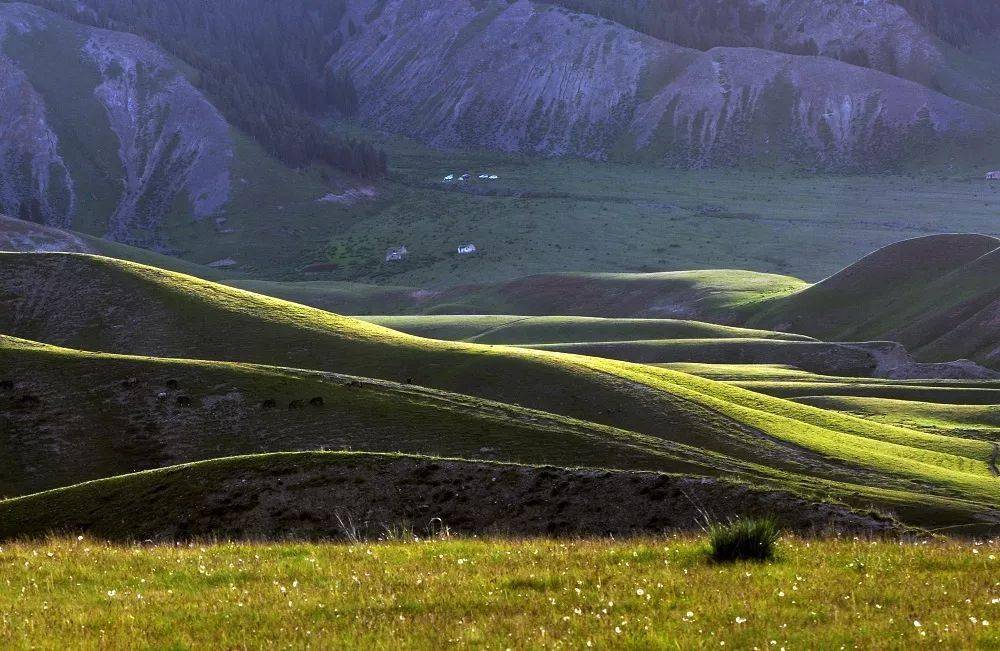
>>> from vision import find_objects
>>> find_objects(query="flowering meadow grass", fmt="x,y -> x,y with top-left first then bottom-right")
1,536 -> 997,648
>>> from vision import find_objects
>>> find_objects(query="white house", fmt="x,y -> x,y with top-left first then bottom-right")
457,243 -> 477,255
986,171 -> 1000,180
385,245 -> 408,262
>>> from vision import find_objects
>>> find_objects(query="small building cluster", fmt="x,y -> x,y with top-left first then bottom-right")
986,170 -> 1000,180
385,245 -> 408,262
384,243 -> 479,262
443,172 -> 499,182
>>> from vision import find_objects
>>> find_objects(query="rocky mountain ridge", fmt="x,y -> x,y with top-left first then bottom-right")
331,0 -> 1000,167
1,0 -> 999,253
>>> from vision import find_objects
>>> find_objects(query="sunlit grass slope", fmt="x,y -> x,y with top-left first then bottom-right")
1,253 -> 998,524
0,335 -> 728,497
0,536 -> 996,648
2,336 -> 996,530
658,363 -> 1000,405
360,315 -> 813,344
521,339 -> 892,375
794,397 -> 1000,439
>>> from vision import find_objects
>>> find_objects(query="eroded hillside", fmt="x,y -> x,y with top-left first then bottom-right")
332,0 -> 1000,167
553,0 -> 1000,112
0,3 -> 231,247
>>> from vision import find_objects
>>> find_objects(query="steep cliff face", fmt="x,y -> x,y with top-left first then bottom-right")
334,0 -> 672,157
631,46 -> 998,167
0,54 -> 74,226
552,0 -> 1000,112
0,9 -> 73,226
332,0 -> 1000,168
82,31 -> 231,243
0,3 -> 232,248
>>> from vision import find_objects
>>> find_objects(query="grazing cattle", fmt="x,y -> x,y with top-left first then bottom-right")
121,377 -> 139,388
166,379 -> 180,389
262,399 -> 277,410
309,396 -> 325,407
288,399 -> 305,410
0,380 -> 13,391
176,395 -> 193,407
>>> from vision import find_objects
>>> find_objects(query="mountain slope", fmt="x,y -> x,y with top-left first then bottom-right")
553,0 -> 1000,113
0,3 -> 231,246
1,252 -> 998,522
332,0 -> 1000,168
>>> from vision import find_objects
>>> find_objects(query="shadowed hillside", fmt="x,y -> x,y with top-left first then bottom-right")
0,452 -> 906,541
747,234 -> 1000,368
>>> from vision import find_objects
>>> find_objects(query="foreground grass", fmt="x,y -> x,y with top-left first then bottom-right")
0,537 -> 996,648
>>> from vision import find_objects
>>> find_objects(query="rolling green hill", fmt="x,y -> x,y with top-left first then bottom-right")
1,252 -> 998,531
361,317 -> 989,378
0,451 -> 905,541
4,334 -> 996,531
747,234 -> 1000,368
360,315 -> 813,344
389,269 -> 806,319
659,363 -> 1000,405
794,396 -> 999,440
0,335 -> 724,497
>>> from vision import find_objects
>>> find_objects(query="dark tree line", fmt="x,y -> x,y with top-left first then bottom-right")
888,0 -> 1000,46
29,0 -> 386,177
550,0 -> 770,51
553,0 -> 999,59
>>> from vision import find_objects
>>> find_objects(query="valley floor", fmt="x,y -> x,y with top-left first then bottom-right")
0,537 -> 996,648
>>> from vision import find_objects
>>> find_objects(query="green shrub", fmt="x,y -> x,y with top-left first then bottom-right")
708,516 -> 780,562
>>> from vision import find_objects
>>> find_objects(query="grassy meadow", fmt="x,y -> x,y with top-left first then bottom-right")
0,536 -> 996,648
96,118 -> 999,284
301,127 -> 1000,286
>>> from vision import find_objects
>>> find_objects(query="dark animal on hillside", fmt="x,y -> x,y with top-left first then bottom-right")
15,395 -> 40,408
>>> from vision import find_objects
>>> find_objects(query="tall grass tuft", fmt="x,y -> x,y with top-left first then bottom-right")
708,516 -> 780,562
